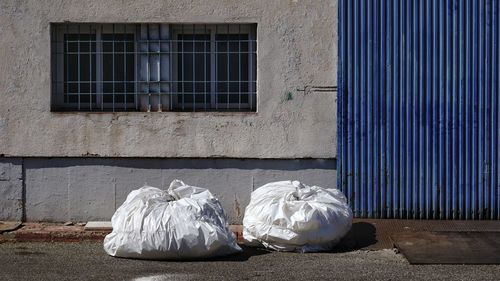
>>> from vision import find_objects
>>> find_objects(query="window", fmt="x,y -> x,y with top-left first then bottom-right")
51,23 -> 257,112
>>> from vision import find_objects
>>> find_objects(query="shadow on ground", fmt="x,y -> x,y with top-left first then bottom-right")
117,223 -> 377,261
112,245 -> 271,263
207,245 -> 271,262
331,222 -> 377,252
210,223 -> 378,258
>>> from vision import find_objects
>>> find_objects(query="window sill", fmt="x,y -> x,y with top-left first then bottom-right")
50,110 -> 258,116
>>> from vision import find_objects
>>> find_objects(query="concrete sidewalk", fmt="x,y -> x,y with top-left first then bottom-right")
341,219 -> 500,250
2,219 -> 499,251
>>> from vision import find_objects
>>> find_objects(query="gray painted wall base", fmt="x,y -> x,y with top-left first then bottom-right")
0,157 -> 336,224
0,159 -> 23,221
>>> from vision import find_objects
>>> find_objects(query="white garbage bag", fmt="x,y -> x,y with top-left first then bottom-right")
243,180 -> 353,252
103,180 -> 242,259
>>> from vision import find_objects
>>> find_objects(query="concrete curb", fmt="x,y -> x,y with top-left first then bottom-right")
0,222 -> 244,243
0,224 -> 108,243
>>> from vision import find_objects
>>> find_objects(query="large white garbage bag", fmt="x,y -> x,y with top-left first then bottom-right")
103,180 -> 242,259
243,180 -> 353,252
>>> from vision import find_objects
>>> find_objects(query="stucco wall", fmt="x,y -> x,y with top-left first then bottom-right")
0,0 -> 338,158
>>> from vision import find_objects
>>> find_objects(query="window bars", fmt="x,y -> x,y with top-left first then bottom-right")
50,23 -> 257,112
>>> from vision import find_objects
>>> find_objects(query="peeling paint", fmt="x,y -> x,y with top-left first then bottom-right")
233,194 -> 241,219
281,91 -> 294,102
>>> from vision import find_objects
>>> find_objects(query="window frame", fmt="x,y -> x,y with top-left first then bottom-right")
51,23 -> 257,112
171,24 -> 256,111
52,24 -> 137,111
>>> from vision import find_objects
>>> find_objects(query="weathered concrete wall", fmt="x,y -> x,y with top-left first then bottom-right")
0,159 -> 23,221
0,157 -> 336,224
0,0 -> 338,158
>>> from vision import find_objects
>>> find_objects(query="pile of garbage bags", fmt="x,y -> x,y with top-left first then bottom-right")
243,180 -> 353,252
103,180 -> 241,259
104,179 -> 352,259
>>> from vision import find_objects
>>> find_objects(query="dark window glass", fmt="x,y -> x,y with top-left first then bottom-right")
177,34 -> 211,107
54,24 -> 255,112
216,34 -> 249,104
64,34 -> 96,104
102,34 -> 135,104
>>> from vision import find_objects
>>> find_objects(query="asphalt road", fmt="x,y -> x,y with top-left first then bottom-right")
1,242 -> 499,281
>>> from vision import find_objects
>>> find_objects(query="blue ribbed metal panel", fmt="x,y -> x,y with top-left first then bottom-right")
338,0 -> 500,219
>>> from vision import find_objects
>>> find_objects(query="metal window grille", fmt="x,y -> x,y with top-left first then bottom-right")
50,23 -> 257,112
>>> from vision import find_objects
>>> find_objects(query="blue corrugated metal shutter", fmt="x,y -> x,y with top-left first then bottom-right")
338,0 -> 500,219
